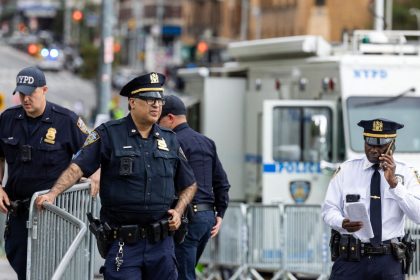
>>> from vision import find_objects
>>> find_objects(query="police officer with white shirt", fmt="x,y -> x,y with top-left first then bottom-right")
322,118 -> 420,280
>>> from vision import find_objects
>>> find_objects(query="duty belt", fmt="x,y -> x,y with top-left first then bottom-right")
110,219 -> 173,244
361,243 -> 393,255
192,203 -> 214,213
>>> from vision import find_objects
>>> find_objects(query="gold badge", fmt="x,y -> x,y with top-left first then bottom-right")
150,73 -> 159,84
44,128 -> 57,144
157,138 -> 169,151
372,120 -> 383,132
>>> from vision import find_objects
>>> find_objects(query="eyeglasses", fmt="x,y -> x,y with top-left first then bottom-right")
134,97 -> 165,106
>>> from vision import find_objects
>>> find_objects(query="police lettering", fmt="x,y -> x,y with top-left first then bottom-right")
278,161 -> 321,174
16,76 -> 35,84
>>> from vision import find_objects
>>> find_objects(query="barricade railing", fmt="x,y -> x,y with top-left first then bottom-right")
197,203 -> 247,280
405,218 -> 420,279
245,204 -> 283,278
27,182 -> 97,280
283,205 -> 331,279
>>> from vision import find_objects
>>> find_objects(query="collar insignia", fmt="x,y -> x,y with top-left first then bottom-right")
44,128 -> 57,144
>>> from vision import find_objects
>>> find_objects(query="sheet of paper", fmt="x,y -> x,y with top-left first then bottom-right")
345,202 -> 374,239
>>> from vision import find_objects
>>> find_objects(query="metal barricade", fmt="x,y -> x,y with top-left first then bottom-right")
283,205 -> 331,279
27,182 -> 97,280
197,203 -> 247,280
244,204 -> 283,279
405,218 -> 420,279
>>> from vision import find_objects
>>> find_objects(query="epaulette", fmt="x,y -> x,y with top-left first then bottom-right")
2,105 -> 22,113
51,104 -> 73,116
158,125 -> 175,134
102,118 -> 124,128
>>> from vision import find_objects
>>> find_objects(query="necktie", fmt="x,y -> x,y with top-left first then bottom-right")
370,164 -> 381,246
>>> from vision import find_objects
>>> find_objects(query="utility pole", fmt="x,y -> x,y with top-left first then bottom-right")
240,0 -> 249,40
385,0 -> 393,30
97,0 -> 113,116
374,0 -> 384,31
63,0 -> 71,45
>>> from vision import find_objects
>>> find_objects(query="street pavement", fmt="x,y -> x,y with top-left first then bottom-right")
0,257 -> 17,280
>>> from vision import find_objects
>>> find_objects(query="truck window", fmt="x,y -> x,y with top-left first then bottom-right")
272,106 -> 333,162
347,96 -> 420,153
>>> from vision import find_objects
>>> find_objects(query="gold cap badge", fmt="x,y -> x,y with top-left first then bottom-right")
372,120 -> 383,132
150,73 -> 159,84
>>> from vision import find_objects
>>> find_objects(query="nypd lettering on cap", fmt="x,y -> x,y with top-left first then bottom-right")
17,75 -> 35,85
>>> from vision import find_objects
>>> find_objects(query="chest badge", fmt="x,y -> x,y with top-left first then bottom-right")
44,128 -> 57,144
157,138 -> 169,151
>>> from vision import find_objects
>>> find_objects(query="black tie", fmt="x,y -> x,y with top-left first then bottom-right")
370,164 -> 382,246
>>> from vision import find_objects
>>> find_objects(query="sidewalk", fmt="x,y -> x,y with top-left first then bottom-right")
0,257 -> 17,280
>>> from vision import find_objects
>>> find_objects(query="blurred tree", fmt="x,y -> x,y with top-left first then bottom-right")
80,42 -> 99,79
393,0 -> 420,30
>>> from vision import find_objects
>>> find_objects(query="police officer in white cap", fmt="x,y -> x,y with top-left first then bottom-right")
322,118 -> 420,279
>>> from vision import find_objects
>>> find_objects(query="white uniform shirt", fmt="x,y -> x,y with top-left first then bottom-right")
322,156 -> 420,242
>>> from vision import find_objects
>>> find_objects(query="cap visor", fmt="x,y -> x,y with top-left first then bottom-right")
13,85 -> 36,95
134,91 -> 163,99
365,137 -> 393,146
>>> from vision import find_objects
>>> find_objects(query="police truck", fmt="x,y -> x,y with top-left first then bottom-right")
178,30 -> 420,205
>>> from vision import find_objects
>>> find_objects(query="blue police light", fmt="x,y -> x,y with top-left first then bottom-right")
41,48 -> 49,57
49,49 -> 59,58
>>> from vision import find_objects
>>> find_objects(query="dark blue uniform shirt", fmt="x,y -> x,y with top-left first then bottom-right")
0,102 -> 89,200
72,114 -> 195,225
173,123 -> 230,218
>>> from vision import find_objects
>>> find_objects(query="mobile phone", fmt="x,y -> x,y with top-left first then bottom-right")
385,139 -> 395,155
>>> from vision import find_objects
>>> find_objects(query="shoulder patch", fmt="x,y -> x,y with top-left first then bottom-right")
411,168 -> 420,184
332,166 -> 341,179
159,125 -> 175,133
83,130 -> 100,147
77,117 -> 90,135
178,147 -> 187,161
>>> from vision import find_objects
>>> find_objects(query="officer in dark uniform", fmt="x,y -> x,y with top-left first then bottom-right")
0,66 -> 91,280
36,72 -> 197,280
159,95 -> 230,280
322,118 -> 420,280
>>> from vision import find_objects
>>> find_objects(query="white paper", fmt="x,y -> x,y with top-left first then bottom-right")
345,202 -> 374,239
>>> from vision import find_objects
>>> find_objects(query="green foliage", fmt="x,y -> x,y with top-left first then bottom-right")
393,0 -> 420,30
79,42 -> 99,79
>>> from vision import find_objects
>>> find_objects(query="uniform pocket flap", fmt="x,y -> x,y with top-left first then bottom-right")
153,150 -> 177,159
115,148 -> 141,157
1,137 -> 19,146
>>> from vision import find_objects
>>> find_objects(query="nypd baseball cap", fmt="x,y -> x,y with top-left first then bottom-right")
160,95 -> 187,118
13,66 -> 46,95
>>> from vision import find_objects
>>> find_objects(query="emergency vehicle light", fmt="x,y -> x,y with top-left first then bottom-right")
322,77 -> 335,92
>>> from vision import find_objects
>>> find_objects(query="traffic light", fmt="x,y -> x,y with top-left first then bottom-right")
197,41 -> 208,54
72,10 -> 83,22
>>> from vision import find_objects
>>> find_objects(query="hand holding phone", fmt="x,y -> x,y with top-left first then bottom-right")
380,139 -> 394,169
379,139 -> 398,188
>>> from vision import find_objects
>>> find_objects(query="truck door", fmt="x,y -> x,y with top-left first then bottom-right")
262,100 -> 337,204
